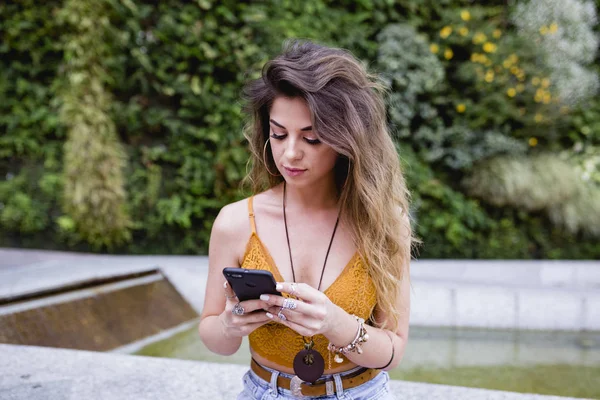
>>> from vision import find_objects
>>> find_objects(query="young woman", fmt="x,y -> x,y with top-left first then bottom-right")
199,40 -> 413,399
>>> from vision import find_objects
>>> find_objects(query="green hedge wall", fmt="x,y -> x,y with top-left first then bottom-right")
1,0 -> 598,258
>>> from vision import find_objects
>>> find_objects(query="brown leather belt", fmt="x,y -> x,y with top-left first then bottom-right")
250,359 -> 380,397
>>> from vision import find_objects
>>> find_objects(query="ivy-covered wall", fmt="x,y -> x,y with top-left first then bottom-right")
1,0 -> 599,259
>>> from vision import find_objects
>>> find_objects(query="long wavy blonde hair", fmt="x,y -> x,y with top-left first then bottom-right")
242,40 -> 413,328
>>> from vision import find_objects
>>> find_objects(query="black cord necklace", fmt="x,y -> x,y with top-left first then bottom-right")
283,181 -> 341,384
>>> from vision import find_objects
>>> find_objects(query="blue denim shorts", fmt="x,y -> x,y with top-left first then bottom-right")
236,363 -> 395,400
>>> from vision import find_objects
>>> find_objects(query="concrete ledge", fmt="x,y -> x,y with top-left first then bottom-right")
0,344 -> 587,400
410,281 -> 600,330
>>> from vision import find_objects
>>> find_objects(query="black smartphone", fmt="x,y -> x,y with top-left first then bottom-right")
222,267 -> 281,302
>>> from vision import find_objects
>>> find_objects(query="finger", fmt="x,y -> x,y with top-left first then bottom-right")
275,282 -> 322,303
260,294 -> 309,314
223,281 -> 237,301
265,305 -> 302,321
238,298 -> 271,313
227,318 -> 273,338
235,310 -> 272,324
266,310 -> 313,337
241,319 -> 274,336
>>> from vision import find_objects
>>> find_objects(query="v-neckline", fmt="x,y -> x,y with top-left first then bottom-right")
244,232 -> 359,296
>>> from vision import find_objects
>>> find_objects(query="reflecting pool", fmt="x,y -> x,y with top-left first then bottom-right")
134,323 -> 600,398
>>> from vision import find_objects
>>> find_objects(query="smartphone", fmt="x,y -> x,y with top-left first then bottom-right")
222,267 -> 281,302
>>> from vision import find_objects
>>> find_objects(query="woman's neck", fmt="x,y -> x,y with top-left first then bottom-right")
279,179 -> 339,212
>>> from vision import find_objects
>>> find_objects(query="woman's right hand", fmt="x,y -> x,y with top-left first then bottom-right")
219,281 -> 273,338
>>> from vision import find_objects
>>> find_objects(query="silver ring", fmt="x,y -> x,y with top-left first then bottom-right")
277,308 -> 287,321
232,303 -> 245,316
282,298 -> 297,310
225,293 -> 237,299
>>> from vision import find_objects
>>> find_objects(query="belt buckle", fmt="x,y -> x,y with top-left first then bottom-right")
291,376 -> 336,398
290,376 -> 306,398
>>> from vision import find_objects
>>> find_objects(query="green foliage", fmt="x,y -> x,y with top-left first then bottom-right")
377,22 -> 529,171
0,1 -> 66,247
376,24 -> 446,139
512,0 -> 600,105
401,146 -> 531,259
1,0 -> 598,258
58,0 -> 132,250
463,154 -> 600,236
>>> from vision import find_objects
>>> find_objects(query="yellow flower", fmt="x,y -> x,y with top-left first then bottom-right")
549,22 -> 558,34
516,84 -> 525,92
440,26 -> 453,39
532,77 -> 541,86
459,26 -> 469,36
543,93 -> 552,104
483,42 -> 497,53
510,66 -> 519,75
456,103 -> 466,113
503,59 -> 513,69
460,10 -> 471,21
473,32 -> 487,44
529,137 -> 539,146
540,25 -> 549,35
485,70 -> 495,83
430,43 -> 440,54
493,29 -> 502,38
534,114 -> 543,123
444,48 -> 454,60
471,53 -> 481,62
507,88 -> 517,97
541,78 -> 550,88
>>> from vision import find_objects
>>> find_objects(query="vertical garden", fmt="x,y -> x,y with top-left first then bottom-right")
1,0 -> 599,258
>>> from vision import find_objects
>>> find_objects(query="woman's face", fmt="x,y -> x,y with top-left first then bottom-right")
268,96 -> 338,187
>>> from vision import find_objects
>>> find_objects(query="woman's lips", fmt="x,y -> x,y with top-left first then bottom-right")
284,167 -> 306,177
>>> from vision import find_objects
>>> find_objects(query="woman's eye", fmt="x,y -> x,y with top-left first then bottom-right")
270,133 -> 286,140
305,138 -> 321,145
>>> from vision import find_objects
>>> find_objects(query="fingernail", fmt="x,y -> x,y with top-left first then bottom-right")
260,294 -> 270,301
276,283 -> 283,291
266,312 -> 273,319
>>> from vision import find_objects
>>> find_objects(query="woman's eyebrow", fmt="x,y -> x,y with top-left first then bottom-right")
269,119 -> 312,131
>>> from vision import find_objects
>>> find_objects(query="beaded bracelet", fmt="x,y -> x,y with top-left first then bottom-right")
327,315 -> 369,363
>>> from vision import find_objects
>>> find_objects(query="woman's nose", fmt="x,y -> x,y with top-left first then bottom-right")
284,139 -> 303,160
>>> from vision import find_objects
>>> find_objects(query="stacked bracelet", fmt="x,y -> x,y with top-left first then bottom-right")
327,315 -> 369,363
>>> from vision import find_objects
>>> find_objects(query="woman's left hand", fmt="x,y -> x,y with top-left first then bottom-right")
260,282 -> 339,337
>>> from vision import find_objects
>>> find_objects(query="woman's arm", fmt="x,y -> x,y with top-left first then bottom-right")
326,271 -> 410,370
198,203 -> 271,355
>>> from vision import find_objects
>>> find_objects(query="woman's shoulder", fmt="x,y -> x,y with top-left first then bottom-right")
212,197 -> 252,238
211,187 -> 280,238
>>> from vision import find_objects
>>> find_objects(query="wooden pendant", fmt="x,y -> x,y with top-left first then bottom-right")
293,341 -> 325,384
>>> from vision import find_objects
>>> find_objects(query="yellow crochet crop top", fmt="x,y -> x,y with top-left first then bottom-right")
241,197 -> 378,369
